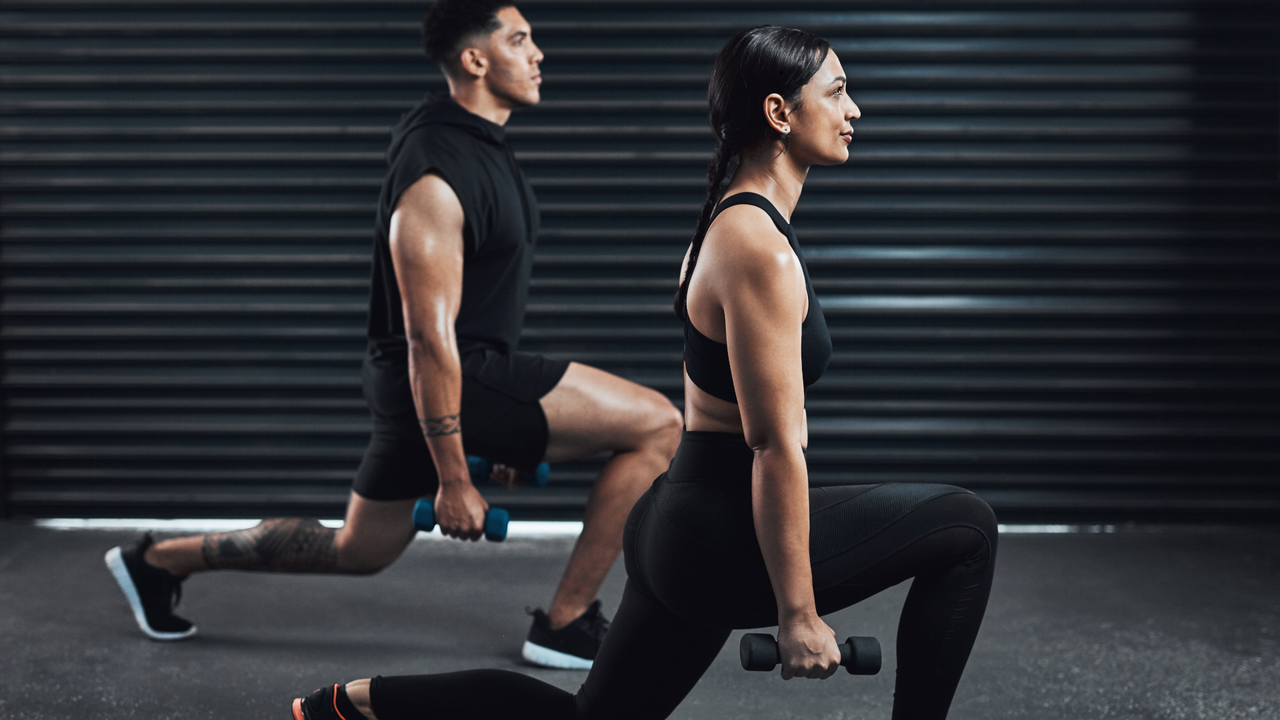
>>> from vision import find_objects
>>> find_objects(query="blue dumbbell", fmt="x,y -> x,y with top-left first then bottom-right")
412,498 -> 509,542
467,456 -> 550,488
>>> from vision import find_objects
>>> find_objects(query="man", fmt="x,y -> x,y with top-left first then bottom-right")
104,0 -> 682,670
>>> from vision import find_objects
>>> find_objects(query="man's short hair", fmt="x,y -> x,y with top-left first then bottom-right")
422,0 -> 516,76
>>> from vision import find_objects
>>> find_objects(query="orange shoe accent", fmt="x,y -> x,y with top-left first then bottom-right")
331,684 -> 349,720
291,697 -> 305,720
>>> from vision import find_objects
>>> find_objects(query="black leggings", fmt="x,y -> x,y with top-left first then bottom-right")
370,431 -> 997,720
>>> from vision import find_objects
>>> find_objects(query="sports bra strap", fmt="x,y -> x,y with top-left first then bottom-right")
683,192 -> 792,316
710,192 -> 791,238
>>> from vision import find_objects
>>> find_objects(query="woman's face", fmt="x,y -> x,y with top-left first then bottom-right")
786,50 -> 860,166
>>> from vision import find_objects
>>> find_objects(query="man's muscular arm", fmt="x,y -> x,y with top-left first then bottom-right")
389,172 -> 488,541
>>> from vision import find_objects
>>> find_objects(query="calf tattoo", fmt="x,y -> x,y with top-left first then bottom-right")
200,518 -> 338,573
421,413 -> 461,437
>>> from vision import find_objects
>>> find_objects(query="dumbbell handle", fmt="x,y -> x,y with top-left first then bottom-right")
412,498 -> 509,542
739,633 -> 881,675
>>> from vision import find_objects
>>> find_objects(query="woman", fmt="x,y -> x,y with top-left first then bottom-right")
292,25 -> 996,720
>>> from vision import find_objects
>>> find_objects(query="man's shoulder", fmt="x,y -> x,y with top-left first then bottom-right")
390,123 -> 502,199
394,121 -> 474,161
384,122 -> 486,210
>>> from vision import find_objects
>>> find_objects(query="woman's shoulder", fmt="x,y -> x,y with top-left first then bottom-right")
704,202 -> 798,281
706,199 -> 790,252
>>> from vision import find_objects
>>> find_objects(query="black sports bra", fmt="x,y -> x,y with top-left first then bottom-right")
683,192 -> 833,404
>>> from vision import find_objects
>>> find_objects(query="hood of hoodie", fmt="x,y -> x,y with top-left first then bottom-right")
387,93 -> 507,164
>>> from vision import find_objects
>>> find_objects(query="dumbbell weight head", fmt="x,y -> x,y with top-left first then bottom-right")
484,507 -> 510,542
844,636 -> 882,675
466,456 -> 491,481
411,498 -> 436,531
531,462 -> 550,487
739,633 -> 780,671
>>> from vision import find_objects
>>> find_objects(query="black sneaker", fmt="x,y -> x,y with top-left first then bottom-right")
521,599 -> 610,669
104,533 -> 196,641
292,684 -> 359,720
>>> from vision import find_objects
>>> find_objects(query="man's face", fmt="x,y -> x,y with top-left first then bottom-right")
479,7 -> 543,108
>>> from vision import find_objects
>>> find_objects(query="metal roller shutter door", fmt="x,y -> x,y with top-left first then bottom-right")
2,1 -> 1278,520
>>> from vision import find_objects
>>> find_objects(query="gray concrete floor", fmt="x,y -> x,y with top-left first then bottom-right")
1,522 -> 1278,720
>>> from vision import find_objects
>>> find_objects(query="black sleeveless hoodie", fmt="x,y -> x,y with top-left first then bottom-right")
363,94 -> 540,414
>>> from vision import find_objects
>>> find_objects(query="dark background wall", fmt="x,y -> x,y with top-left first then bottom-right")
2,0 -> 1278,522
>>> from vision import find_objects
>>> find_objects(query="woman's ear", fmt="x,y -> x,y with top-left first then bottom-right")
762,93 -> 791,136
458,46 -> 489,79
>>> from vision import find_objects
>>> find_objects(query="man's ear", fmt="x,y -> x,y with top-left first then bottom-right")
458,46 -> 489,79
762,93 -> 791,136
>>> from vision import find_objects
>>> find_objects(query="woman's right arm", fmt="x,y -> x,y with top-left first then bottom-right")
705,210 -> 841,680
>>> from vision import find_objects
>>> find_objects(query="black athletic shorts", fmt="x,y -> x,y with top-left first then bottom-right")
352,349 -> 571,501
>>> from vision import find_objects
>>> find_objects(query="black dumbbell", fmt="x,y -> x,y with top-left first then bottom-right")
739,633 -> 881,675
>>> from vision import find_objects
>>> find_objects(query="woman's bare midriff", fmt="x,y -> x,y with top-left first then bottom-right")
683,371 -> 808,449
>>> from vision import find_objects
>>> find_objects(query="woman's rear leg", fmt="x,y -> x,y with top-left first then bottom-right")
359,578 -> 729,720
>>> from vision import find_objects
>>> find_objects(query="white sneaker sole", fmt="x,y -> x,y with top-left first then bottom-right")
104,547 -> 197,641
521,640 -> 594,669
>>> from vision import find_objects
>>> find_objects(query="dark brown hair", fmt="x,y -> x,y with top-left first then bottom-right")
422,0 -> 515,76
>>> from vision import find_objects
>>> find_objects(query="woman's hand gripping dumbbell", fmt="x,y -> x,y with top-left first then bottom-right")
739,633 -> 881,675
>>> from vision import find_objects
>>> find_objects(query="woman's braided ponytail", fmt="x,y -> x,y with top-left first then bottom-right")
674,139 -> 738,320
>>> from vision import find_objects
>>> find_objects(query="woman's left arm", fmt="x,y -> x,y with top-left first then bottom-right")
716,215 -> 840,680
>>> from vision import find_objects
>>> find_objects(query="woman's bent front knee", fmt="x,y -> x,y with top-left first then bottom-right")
953,489 -> 998,560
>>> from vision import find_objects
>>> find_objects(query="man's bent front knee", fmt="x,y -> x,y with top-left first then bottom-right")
645,400 -> 683,456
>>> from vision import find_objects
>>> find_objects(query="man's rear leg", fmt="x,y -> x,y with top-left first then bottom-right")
144,493 -> 419,576
107,493 -> 420,639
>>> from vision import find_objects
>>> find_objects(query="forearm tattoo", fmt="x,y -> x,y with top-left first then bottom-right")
420,413 -> 461,437
200,518 -> 338,573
